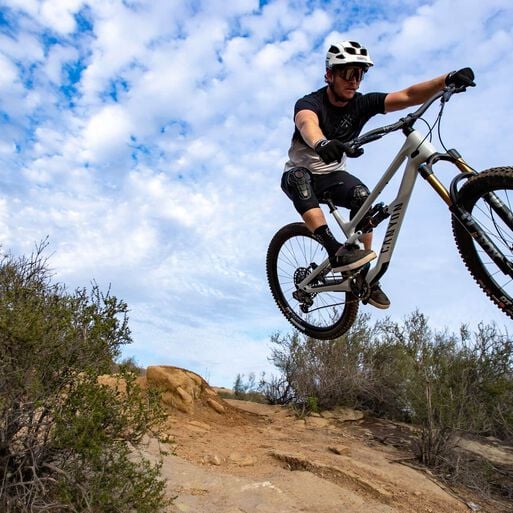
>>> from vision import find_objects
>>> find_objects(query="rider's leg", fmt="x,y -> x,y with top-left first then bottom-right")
303,207 -> 377,249
302,173 -> 390,309
281,169 -> 375,272
302,206 -> 328,232
347,184 -> 391,309
302,171 -> 372,250
361,232 -> 372,251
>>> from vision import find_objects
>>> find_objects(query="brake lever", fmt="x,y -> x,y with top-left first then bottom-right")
442,85 -> 469,103
441,86 -> 456,103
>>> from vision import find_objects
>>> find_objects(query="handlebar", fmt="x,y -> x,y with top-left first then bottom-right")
345,84 -> 468,152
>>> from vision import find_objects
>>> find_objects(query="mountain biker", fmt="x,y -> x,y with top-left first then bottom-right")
281,40 -> 474,309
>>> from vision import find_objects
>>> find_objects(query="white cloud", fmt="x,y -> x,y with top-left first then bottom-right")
0,52 -> 19,90
40,0 -> 81,34
0,198 -> 11,246
82,104 -> 134,162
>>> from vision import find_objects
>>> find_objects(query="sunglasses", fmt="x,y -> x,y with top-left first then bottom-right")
335,66 -> 367,82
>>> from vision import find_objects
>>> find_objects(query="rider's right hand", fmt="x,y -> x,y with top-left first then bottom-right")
314,139 -> 363,163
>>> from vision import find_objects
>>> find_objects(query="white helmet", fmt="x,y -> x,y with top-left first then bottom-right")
325,41 -> 374,69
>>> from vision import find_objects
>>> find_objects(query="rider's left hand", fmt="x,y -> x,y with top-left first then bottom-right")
445,67 -> 475,88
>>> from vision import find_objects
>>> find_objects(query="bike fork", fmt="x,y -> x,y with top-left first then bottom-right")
419,151 -> 513,278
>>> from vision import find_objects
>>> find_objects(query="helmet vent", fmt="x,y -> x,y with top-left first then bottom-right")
328,45 -> 340,53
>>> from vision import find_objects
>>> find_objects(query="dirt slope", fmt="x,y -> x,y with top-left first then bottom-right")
140,366 -> 509,513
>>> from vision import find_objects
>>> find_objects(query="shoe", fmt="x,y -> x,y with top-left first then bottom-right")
329,245 -> 376,272
366,282 -> 391,309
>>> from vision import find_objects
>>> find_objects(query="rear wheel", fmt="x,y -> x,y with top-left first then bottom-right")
452,167 -> 513,319
266,222 -> 359,339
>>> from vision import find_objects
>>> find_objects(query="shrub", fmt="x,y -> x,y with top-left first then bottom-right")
0,245 -> 169,512
267,314 -> 377,410
258,374 -> 293,405
232,373 -> 266,403
266,311 -> 513,463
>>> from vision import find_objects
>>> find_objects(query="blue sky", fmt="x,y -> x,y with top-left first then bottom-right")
1,0 -> 513,386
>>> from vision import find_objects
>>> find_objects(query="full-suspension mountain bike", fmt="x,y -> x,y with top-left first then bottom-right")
267,83 -> 513,340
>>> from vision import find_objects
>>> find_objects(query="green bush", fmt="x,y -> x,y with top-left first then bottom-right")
0,245 -> 169,512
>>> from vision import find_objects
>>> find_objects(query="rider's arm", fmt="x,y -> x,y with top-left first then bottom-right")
384,73 -> 448,113
294,109 -> 326,148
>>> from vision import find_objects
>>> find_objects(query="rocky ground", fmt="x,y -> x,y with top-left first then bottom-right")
137,366 -> 513,513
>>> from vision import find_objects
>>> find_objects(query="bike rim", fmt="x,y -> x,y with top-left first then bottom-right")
276,234 -> 351,331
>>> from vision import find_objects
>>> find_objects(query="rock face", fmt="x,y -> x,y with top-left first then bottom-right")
146,365 -> 226,415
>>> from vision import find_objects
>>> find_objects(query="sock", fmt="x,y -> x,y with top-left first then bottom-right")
313,225 -> 340,257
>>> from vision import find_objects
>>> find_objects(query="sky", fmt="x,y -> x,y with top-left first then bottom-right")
1,0 -> 513,387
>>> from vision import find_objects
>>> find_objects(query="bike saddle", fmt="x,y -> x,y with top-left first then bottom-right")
318,186 -> 343,204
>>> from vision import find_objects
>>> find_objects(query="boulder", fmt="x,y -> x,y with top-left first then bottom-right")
146,365 -> 226,415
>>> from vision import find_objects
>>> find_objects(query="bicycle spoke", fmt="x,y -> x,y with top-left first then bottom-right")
276,234 -> 348,329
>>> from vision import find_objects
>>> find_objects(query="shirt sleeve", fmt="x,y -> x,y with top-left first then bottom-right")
294,92 -> 322,118
362,92 -> 387,115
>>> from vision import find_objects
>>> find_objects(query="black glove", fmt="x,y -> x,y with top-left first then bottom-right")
314,139 -> 363,164
445,67 -> 475,88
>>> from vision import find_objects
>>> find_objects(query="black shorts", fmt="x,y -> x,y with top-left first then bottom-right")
281,168 -> 367,216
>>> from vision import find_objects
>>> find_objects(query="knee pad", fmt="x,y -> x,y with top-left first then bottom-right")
349,184 -> 370,212
349,184 -> 373,231
287,168 -> 312,200
282,168 -> 319,215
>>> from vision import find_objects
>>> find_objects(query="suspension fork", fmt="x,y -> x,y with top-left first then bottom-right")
417,149 -> 474,206
419,150 -> 513,277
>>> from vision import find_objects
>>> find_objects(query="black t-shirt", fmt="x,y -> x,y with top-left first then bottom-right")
293,87 -> 387,144
284,86 -> 387,174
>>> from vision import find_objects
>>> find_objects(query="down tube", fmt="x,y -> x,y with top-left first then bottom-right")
345,148 -> 409,232
367,157 -> 422,285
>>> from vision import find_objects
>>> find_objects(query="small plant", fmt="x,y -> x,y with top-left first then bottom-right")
306,395 -> 320,413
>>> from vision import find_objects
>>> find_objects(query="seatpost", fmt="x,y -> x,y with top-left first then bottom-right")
326,198 -> 337,213
326,198 -> 352,239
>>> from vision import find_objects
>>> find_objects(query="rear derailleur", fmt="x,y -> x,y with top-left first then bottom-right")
292,263 -> 329,313
293,266 -> 315,313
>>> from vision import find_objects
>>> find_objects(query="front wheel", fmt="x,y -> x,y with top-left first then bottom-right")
266,222 -> 359,340
452,167 -> 513,319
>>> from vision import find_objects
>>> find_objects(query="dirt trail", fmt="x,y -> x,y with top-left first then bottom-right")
139,366 -> 507,513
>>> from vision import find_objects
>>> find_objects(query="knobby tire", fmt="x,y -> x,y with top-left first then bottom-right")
452,167 -> 513,319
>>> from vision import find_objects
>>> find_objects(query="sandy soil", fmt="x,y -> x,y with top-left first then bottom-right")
142,397 -> 508,513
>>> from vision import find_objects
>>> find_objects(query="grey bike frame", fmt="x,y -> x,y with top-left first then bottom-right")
298,128 -> 438,294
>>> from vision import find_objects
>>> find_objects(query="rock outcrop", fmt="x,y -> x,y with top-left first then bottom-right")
146,365 -> 227,415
